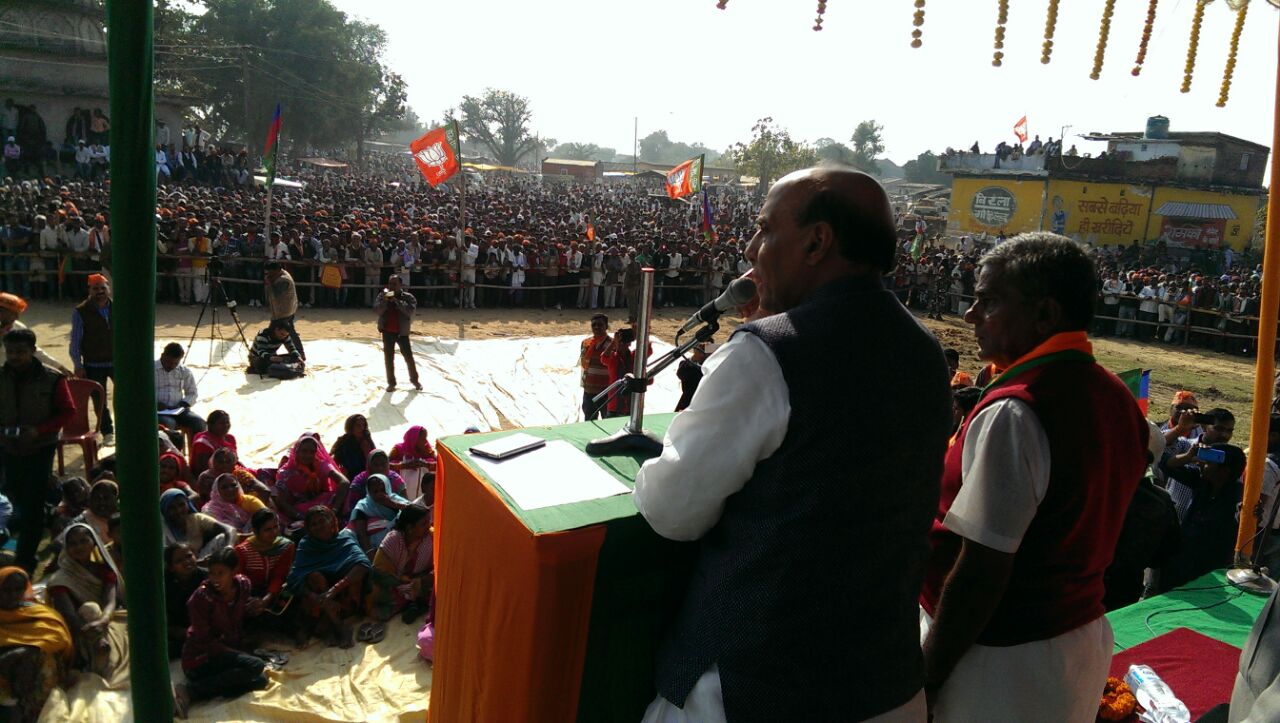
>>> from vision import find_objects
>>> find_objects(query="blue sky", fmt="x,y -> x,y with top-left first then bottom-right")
331,0 -> 1276,164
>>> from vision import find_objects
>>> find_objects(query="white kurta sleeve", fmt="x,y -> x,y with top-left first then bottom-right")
633,333 -> 790,542
943,398 -> 1051,554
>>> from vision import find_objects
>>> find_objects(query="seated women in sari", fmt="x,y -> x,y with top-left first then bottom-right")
0,567 -> 74,720
189,410 -> 236,478
349,474 -> 410,555
330,414 -> 374,478
196,448 -> 272,507
51,477 -> 90,538
162,488 -> 237,564
367,504 -> 433,624
235,509 -> 295,608
345,449 -> 407,518
202,474 -> 266,534
159,452 -> 198,500
71,479 -> 118,543
164,544 -> 207,659
174,547 -> 269,719
46,523 -> 130,687
285,507 -> 369,648
274,434 -> 350,531
388,426 -> 437,504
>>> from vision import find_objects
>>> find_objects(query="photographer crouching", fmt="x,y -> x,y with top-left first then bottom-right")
248,319 -> 305,380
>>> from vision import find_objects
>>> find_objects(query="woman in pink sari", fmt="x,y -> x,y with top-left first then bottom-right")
189,410 -> 236,477
273,433 -> 350,532
388,426 -> 437,504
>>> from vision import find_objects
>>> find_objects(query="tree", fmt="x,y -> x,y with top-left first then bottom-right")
552,142 -> 616,162
449,89 -> 539,167
640,130 -> 722,165
850,120 -> 885,175
902,151 -> 949,185
726,117 -> 817,194
814,137 -> 854,165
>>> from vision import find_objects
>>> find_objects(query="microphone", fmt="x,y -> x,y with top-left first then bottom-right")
676,276 -> 757,336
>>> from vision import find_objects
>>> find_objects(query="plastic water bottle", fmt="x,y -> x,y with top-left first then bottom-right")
1124,664 -> 1191,723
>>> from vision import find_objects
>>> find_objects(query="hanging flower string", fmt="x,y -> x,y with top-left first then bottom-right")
813,0 -> 827,31
1218,0 -> 1249,106
1090,0 -> 1116,79
993,0 -> 1009,66
1183,0 -> 1211,93
1132,0 -> 1159,75
1041,0 -> 1059,64
912,0 -> 926,48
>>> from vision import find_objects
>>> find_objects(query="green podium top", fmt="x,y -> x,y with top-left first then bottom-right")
439,414 -> 674,535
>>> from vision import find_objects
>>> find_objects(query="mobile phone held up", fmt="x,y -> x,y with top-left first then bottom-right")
1191,412 -> 1216,425
1196,446 -> 1227,465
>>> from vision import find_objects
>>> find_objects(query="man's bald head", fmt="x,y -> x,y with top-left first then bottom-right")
776,167 -> 897,273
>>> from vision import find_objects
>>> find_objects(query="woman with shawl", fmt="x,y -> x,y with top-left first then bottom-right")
70,479 -> 118,543
159,452 -> 198,500
285,506 -> 369,648
201,473 -> 266,534
388,425 -> 437,504
162,488 -> 237,563
344,449 -> 407,518
46,523 -> 130,687
0,567 -> 74,720
274,433 -> 350,531
329,414 -> 375,478
163,544 -> 207,659
235,508 -> 295,608
348,474 -> 409,554
189,410 -> 236,477
367,504 -> 433,623
196,447 -> 273,507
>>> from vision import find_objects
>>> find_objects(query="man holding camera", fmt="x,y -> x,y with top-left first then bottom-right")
248,319 -> 304,379
264,261 -> 304,361
1157,441 -> 1246,592
1162,406 -> 1236,522
374,275 -> 421,392
0,328 -> 75,573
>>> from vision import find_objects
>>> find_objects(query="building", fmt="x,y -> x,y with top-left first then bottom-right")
941,117 -> 1268,251
0,0 -> 188,156
542,158 -> 603,183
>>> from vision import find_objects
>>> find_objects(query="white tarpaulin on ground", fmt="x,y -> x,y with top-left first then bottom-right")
38,334 -> 683,722
171,334 -> 681,466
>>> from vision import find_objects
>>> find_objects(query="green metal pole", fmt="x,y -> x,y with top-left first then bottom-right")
105,0 -> 170,719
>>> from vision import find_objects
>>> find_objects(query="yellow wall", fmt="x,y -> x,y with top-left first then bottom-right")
1044,180 -> 1152,247
1144,187 -> 1263,250
948,177 -> 1045,235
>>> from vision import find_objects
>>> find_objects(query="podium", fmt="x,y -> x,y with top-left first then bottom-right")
429,415 -> 695,723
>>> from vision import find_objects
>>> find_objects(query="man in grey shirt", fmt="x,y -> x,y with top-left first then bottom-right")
264,261 -> 304,360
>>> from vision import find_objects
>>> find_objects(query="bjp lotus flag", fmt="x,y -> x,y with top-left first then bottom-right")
586,222 -> 595,241
1013,115 -> 1029,143
665,154 -> 704,199
410,125 -> 462,187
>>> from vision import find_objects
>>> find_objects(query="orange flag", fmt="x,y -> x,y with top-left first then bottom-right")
410,125 -> 462,187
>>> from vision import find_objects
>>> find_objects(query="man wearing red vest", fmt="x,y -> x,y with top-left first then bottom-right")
578,313 -> 613,421
920,233 -> 1148,722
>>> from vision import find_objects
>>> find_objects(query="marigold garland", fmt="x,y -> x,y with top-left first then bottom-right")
1183,0 -> 1211,93
1217,0 -> 1249,106
1098,677 -> 1137,721
1041,0 -> 1059,64
911,0 -> 926,48
1090,0 -> 1116,79
1133,0 -> 1160,75
813,0 -> 827,31
993,0 -> 1009,66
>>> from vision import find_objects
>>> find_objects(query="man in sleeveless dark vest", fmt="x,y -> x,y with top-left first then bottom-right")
919,233 -> 1148,722
69,273 -> 113,444
0,328 -> 75,573
634,167 -> 953,722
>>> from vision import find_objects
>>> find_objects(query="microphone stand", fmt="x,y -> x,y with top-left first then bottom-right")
1228,486 -> 1280,594
587,267 -> 711,458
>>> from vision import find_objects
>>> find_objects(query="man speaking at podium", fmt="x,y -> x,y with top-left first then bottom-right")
634,167 -> 953,722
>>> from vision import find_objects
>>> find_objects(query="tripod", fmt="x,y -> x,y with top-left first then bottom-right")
187,273 -> 254,370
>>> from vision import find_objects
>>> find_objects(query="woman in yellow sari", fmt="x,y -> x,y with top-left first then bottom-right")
46,523 -> 130,688
0,566 -> 73,720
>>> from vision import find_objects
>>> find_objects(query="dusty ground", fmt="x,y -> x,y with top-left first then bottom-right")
21,299 -> 1266,447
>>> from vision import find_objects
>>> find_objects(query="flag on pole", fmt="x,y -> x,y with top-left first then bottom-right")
665,155 -> 704,199
701,189 -> 717,242
1118,368 -> 1151,415
1013,115 -> 1029,143
410,125 -> 462,187
586,223 -> 595,241
263,103 -> 283,186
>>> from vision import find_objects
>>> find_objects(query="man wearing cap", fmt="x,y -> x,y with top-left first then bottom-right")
919,233 -> 1148,721
636,168 -> 952,722
0,292 -> 69,374
69,273 -> 114,444
1157,441 -> 1246,591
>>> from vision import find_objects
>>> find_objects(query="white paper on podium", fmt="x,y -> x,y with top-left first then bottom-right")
469,439 -> 631,511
